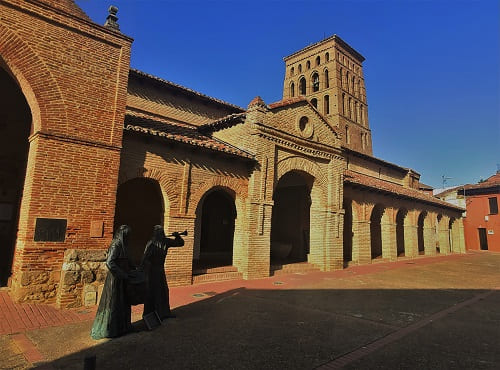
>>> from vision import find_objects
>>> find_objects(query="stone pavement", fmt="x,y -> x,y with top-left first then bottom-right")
0,251 -> 499,369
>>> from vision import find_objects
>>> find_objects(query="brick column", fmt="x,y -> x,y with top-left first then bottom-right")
314,209 -> 344,271
423,226 -> 437,256
404,225 -> 418,257
352,220 -> 371,264
165,215 -> 196,287
381,222 -> 397,261
456,218 -> 466,253
438,215 -> 451,255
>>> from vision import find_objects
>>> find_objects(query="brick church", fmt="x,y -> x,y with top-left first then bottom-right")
0,0 -> 465,308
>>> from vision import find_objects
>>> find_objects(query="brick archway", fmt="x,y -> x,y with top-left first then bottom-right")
190,177 -> 247,273
0,23 -> 67,133
274,156 -> 329,268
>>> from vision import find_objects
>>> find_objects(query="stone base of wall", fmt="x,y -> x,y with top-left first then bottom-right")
57,249 -> 107,309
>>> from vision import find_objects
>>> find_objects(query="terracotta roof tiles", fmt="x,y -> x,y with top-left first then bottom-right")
129,69 -> 244,112
124,114 -> 254,160
344,170 -> 463,211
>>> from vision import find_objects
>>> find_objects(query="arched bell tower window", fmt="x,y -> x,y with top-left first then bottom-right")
312,73 -> 319,92
299,77 -> 306,95
311,98 -> 318,109
306,61 -> 311,70
340,68 -> 344,89
290,67 -> 295,76
324,95 -> 330,114
315,56 -> 320,66
324,69 -> 329,88
290,82 -> 295,97
298,64 -> 302,73
325,52 -> 329,62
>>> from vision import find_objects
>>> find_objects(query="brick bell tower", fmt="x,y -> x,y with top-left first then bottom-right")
282,35 -> 372,155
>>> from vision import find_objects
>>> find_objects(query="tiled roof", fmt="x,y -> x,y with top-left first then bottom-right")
129,69 -> 244,112
124,114 -> 255,160
268,97 -> 307,109
198,113 -> 247,133
435,173 -> 500,197
344,170 -> 464,211
283,34 -> 365,62
464,173 -> 500,191
343,147 -> 411,174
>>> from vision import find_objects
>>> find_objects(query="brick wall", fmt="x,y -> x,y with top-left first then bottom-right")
1,0 -> 132,305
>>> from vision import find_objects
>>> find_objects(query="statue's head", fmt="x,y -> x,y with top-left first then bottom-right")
116,224 -> 131,241
152,225 -> 165,240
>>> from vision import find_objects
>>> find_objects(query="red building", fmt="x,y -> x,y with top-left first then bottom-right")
462,172 -> 500,252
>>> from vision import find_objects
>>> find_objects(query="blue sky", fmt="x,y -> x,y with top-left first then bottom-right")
77,0 -> 499,188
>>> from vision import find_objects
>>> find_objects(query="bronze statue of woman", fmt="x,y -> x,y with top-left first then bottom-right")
91,225 -> 134,339
141,225 -> 184,320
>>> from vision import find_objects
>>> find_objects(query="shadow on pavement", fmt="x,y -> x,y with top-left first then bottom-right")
31,287 -> 498,370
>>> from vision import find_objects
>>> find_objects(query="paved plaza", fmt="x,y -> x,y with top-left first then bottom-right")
1,251 -> 499,369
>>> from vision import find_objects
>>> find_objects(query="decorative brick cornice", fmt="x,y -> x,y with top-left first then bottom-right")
29,131 -> 122,151
256,124 -> 343,161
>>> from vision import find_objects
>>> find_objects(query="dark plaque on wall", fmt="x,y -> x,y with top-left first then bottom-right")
34,218 -> 67,242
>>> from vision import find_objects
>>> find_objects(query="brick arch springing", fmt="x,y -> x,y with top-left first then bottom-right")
275,156 -> 328,203
0,23 -> 67,133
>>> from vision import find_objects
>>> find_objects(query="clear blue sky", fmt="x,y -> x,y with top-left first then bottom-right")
77,0 -> 499,188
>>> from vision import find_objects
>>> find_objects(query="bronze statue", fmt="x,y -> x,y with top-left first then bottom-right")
91,225 -> 134,339
141,225 -> 186,320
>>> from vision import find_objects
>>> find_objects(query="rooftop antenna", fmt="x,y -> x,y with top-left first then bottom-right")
442,175 -> 452,188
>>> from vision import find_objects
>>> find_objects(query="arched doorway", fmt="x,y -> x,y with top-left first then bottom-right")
370,205 -> 384,259
417,211 -> 427,255
396,209 -> 406,257
114,178 -> 164,265
0,65 -> 32,286
195,189 -> 236,269
271,171 -> 312,264
343,198 -> 353,265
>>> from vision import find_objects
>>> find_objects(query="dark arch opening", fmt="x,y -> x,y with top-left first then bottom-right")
312,72 -> 320,92
197,189 -> 236,269
0,65 -> 32,286
343,198 -> 353,265
417,211 -> 427,255
299,77 -> 306,95
370,205 -> 384,259
114,178 -> 164,265
271,171 -> 312,265
396,209 -> 406,257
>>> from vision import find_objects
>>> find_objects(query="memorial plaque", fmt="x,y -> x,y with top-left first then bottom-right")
90,220 -> 104,238
34,218 -> 67,242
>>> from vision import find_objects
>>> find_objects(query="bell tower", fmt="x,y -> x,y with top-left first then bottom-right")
283,35 -> 372,155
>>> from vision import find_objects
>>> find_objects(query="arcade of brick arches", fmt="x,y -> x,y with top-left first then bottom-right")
0,0 -> 464,308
